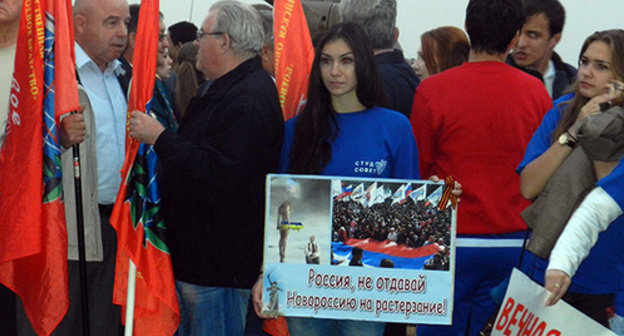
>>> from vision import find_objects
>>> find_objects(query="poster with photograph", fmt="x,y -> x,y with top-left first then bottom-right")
261,174 -> 457,324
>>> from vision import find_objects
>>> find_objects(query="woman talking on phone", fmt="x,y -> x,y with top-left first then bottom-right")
517,29 -> 624,327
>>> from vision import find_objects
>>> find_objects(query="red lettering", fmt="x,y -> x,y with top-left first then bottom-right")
517,310 -> 534,335
496,297 -> 516,330
504,303 -> 525,336
533,322 -> 547,336
520,314 -> 539,336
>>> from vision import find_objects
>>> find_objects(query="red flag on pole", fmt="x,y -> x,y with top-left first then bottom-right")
0,0 -> 77,334
264,1 -> 315,334
273,0 -> 314,120
110,0 -> 180,334
52,0 -> 80,116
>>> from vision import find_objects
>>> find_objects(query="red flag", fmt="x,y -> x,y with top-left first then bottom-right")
263,317 -> 290,336
110,0 -> 180,334
273,0 -> 314,120
0,0 -> 75,334
52,0 -> 80,116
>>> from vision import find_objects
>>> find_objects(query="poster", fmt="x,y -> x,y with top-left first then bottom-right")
261,174 -> 457,324
492,268 -> 616,336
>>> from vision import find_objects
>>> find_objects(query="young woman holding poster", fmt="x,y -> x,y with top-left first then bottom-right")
253,21 -> 421,336
517,29 -> 624,327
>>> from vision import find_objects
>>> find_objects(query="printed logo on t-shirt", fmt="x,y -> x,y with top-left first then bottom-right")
354,159 -> 387,175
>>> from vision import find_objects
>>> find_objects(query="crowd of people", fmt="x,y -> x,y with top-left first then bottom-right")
332,195 -> 453,272
332,197 -> 451,253
1,0 -> 623,335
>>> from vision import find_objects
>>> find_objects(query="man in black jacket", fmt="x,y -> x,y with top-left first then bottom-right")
128,1 -> 283,335
507,0 -> 576,100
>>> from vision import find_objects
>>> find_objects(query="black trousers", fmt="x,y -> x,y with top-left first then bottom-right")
0,283 -> 16,335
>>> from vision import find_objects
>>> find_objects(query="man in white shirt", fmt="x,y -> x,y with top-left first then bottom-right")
62,0 -> 129,334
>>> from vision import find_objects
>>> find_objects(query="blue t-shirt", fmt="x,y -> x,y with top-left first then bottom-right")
597,158 -> 624,208
280,106 -> 420,179
518,93 -> 624,294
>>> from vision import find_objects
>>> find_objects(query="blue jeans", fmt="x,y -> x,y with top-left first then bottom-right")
287,316 -> 385,336
175,281 -> 250,336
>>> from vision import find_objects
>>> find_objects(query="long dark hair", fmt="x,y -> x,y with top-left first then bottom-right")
553,29 -> 624,141
288,22 -> 385,174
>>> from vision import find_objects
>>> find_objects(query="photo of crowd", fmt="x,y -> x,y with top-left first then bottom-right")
332,181 -> 453,271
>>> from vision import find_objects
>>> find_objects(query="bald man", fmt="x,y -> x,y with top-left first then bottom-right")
18,0 -> 131,334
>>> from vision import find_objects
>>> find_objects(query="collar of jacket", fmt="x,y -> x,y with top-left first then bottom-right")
202,56 -> 262,100
551,52 -> 575,76
375,49 -> 406,65
505,54 -> 544,81
505,52 -> 575,79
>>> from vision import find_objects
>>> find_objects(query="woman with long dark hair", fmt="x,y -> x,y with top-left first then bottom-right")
284,23 -> 418,179
254,21 -> 422,336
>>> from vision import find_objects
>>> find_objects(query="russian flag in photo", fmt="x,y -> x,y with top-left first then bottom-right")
400,183 -> 412,204
331,238 -> 441,269
335,184 -> 353,200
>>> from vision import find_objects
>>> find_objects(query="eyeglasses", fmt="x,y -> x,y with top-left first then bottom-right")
196,29 -> 226,40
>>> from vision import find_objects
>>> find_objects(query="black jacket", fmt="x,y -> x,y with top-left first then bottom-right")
154,57 -> 284,288
506,52 -> 577,100
376,49 -> 420,118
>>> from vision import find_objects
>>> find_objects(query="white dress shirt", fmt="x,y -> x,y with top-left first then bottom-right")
543,59 -> 556,99
75,43 -> 127,204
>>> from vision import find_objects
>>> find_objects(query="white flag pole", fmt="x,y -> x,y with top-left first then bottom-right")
124,260 -> 137,336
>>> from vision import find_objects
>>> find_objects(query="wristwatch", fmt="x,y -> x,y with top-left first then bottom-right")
558,132 -> 577,148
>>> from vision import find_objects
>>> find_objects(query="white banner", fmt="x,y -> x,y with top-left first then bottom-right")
492,268 -> 616,336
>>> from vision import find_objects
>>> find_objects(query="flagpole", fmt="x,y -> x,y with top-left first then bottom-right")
124,261 -> 137,336
188,0 -> 194,21
72,144 -> 91,336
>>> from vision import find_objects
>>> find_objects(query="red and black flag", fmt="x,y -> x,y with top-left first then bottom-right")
109,0 -> 180,334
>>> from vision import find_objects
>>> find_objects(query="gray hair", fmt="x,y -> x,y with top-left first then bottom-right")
252,4 -> 273,47
209,0 -> 264,58
339,0 -> 396,49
